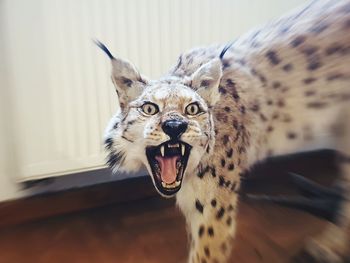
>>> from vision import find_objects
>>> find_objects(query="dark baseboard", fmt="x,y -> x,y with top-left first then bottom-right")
0,176 -> 157,228
0,149 -> 339,229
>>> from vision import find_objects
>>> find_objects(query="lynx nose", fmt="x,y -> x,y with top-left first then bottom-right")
162,120 -> 188,140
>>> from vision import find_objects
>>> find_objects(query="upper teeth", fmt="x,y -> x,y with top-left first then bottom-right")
159,143 -> 186,157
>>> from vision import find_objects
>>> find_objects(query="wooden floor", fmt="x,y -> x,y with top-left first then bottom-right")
0,150 -> 340,263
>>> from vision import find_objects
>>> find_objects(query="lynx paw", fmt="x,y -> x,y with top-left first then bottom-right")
293,224 -> 350,263
293,240 -> 344,263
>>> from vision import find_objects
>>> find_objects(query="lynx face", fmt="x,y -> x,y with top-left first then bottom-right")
98,42 -> 222,197
106,82 -> 215,197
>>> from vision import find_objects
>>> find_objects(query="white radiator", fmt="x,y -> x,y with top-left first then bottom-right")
1,0 -> 306,181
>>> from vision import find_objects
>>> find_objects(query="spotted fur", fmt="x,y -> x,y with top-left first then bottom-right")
100,0 -> 350,262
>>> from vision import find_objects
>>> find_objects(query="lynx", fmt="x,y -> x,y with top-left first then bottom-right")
99,0 -> 350,262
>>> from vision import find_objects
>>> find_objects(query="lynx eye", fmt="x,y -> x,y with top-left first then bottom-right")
185,102 -> 201,116
141,102 -> 159,115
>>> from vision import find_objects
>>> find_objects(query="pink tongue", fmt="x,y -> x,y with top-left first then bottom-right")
155,156 -> 178,184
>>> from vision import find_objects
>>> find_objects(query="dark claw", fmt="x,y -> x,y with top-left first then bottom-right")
244,173 -> 344,223
291,249 -> 320,263
289,173 -> 341,198
246,193 -> 340,222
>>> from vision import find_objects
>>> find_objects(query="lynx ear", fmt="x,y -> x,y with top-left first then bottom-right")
95,40 -> 148,109
110,57 -> 148,109
190,58 -> 222,106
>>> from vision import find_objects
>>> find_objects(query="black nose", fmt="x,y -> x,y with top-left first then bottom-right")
162,120 -> 188,139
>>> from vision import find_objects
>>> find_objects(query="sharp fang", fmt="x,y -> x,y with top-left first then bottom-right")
181,144 -> 185,156
176,161 -> 181,169
160,145 -> 165,157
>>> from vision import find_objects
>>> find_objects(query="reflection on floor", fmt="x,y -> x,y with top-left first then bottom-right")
0,150 -> 339,263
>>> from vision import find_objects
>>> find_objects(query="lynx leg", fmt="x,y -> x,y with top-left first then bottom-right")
295,110 -> 350,263
185,193 -> 239,263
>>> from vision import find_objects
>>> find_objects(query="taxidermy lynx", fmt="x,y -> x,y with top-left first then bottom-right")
98,0 -> 350,262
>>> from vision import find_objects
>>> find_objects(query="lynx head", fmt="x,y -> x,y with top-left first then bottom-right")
97,41 -> 223,197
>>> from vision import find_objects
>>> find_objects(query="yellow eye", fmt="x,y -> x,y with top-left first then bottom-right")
185,103 -> 201,115
141,102 -> 159,115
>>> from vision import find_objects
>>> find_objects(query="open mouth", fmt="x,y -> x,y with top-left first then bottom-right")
146,140 -> 191,196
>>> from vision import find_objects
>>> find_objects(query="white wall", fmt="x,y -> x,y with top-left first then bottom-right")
0,1 -> 20,201
0,0 -> 307,202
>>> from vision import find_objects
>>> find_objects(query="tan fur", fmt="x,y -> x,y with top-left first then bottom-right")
103,0 -> 350,262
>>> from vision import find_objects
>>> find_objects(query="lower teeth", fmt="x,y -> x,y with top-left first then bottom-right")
161,181 -> 180,189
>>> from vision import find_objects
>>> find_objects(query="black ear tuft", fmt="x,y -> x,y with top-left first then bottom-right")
219,41 -> 235,60
94,39 -> 115,60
